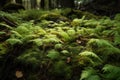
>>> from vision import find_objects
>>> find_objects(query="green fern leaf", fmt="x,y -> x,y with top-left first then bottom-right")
0,31 -> 6,35
102,64 -> 120,79
79,51 -> 102,62
6,38 -> 23,45
47,49 -> 60,60
17,48 -> 41,66
0,44 -> 7,55
15,26 -> 30,36
80,67 -> 100,80
87,75 -> 101,80
11,31 -> 22,38
58,30 -> 71,41
114,32 -> 120,45
87,39 -> 120,55
30,39 -> 43,46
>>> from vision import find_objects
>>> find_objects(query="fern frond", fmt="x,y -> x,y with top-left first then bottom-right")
114,32 -> 120,45
30,39 -> 43,46
22,34 -> 38,41
87,39 -> 120,54
0,31 -> 6,35
77,28 -> 95,36
80,67 -> 100,80
84,19 -> 99,28
11,31 -> 22,38
57,30 -> 71,41
17,48 -> 41,66
0,23 -> 13,30
43,34 -> 61,43
47,49 -> 60,60
6,38 -> 23,45
0,44 -> 7,55
15,25 -> 30,36
114,13 -> 120,21
102,64 -> 120,80
87,39 -> 113,48
79,51 -> 102,62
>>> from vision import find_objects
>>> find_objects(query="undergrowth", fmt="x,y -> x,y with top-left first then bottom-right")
0,9 -> 120,80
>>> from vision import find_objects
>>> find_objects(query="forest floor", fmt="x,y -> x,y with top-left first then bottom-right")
0,9 -> 120,80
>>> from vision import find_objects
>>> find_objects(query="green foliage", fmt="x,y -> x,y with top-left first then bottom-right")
1,9 -> 120,80
47,49 -> 60,60
114,13 -> 120,21
6,38 -> 23,45
87,39 -> 120,61
80,67 -> 100,80
17,47 -> 42,66
18,9 -> 49,21
0,43 -> 8,55
79,51 -> 102,62
102,64 -> 120,80
50,61 -> 72,79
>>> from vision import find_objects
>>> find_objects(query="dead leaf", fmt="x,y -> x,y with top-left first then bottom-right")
67,57 -> 71,63
15,70 -> 23,78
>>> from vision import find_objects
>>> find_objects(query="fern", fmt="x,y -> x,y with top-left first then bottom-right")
0,44 -> 7,55
84,19 -> 99,28
0,23 -> 13,30
47,49 -> 60,60
77,28 -> 95,36
71,18 -> 84,27
17,48 -> 42,66
87,39 -> 113,48
79,51 -> 102,62
67,29 -> 76,36
11,31 -> 22,38
114,32 -> 120,45
0,31 -> 6,35
57,30 -> 71,41
87,39 -> 120,60
102,64 -> 120,80
43,34 -> 61,43
50,61 -> 72,79
15,25 -> 30,36
54,43 -> 63,50
6,38 -> 23,45
79,51 -> 102,66
30,39 -> 43,46
114,13 -> 120,21
80,67 -> 100,80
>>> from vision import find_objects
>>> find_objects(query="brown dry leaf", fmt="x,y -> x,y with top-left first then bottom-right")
15,70 -> 23,78
76,40 -> 82,44
67,57 -> 71,63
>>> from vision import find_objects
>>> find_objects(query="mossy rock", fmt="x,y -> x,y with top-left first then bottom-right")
2,3 -> 25,12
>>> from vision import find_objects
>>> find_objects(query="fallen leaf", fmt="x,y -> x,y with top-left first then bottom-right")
15,70 -> 23,78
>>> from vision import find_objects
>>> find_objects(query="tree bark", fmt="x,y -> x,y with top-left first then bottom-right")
59,0 -> 75,8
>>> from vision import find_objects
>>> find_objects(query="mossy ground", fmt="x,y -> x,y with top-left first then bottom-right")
0,9 -> 120,80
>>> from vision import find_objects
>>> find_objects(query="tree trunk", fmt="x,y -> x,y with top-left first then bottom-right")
15,0 -> 22,4
40,0 -> 44,9
59,0 -> 74,8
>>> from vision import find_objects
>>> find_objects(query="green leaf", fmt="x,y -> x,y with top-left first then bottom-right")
102,64 -> 120,79
0,31 -> 6,35
47,49 -> 60,60
80,67 -> 100,80
79,51 -> 102,62
0,44 -> 7,55
30,39 -> 43,46
6,38 -> 23,45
